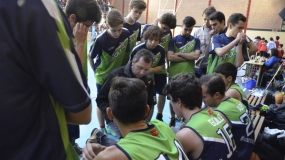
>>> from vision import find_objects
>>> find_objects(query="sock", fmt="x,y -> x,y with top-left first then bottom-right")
100,125 -> 105,129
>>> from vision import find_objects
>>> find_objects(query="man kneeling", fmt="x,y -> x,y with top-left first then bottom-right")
82,77 -> 187,160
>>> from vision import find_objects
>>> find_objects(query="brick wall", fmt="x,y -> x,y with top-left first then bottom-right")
112,0 -> 285,30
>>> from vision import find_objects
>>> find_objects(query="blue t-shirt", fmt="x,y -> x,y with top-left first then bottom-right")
90,28 -> 130,85
0,0 -> 91,159
218,27 -> 251,61
130,42 -> 165,67
168,35 -> 200,76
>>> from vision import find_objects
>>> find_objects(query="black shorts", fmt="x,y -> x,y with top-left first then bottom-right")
154,74 -> 167,96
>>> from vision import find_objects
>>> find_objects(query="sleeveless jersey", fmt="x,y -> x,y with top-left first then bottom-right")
229,83 -> 249,110
116,120 -> 187,160
215,97 -> 255,160
184,107 -> 235,160
90,29 -> 130,85
168,35 -> 200,77
142,24 -> 172,74
123,22 -> 141,65
131,42 -> 165,79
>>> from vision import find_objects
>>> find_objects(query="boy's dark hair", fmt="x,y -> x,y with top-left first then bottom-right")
202,6 -> 216,16
214,63 -> 237,82
143,25 -> 163,42
108,77 -> 147,124
160,13 -> 177,29
271,48 -> 279,57
163,73 -> 202,110
276,36 -> 280,40
270,37 -> 274,41
129,0 -> 146,10
182,16 -> 196,28
200,74 -> 226,97
106,10 -> 124,27
208,11 -> 226,24
133,49 -> 154,64
227,13 -> 247,26
280,44 -> 283,48
262,37 -> 265,40
65,0 -> 102,24
265,40 -> 268,43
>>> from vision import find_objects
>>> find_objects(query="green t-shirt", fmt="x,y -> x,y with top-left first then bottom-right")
156,32 -> 172,74
116,120 -> 187,160
229,83 -> 249,109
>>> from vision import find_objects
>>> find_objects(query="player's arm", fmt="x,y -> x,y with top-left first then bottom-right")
168,50 -> 186,62
88,40 -> 101,72
226,89 -> 242,101
176,38 -> 201,60
176,128 -> 203,160
82,142 -> 107,160
247,41 -> 258,56
149,65 -> 163,74
74,23 -> 88,65
235,33 -> 246,67
167,38 -> 186,62
214,35 -> 240,57
176,50 -> 200,60
94,146 -> 129,160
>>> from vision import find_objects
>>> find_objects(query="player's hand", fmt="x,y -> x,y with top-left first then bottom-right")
73,23 -> 88,43
209,30 -> 215,37
82,143 -> 106,160
153,18 -> 160,26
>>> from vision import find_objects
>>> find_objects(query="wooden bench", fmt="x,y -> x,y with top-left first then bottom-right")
247,90 -> 268,140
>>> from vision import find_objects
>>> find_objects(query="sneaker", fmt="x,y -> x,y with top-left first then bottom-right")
100,128 -> 108,135
86,128 -> 101,143
73,143 -> 82,156
156,114 -> 163,121
106,125 -> 117,137
169,117 -> 176,127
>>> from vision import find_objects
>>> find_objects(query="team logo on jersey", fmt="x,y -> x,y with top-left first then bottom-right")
218,48 -> 237,62
129,29 -> 140,44
150,128 -> 159,136
178,40 -> 195,53
207,109 -> 214,115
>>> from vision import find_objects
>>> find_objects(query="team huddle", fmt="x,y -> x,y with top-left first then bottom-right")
83,0 -> 256,159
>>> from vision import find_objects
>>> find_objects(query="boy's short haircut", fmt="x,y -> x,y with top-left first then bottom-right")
276,36 -> 280,40
214,62 -> 237,82
183,16 -> 196,28
202,6 -> 216,16
208,11 -> 226,24
280,44 -> 283,48
65,0 -> 101,24
106,10 -> 124,27
200,74 -> 226,97
160,13 -> 177,29
129,0 -> 146,10
108,77 -> 148,124
143,25 -> 163,42
227,13 -> 246,26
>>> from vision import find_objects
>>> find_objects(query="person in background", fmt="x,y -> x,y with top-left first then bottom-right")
278,44 -> 284,58
275,36 -> 280,48
193,6 -> 216,78
0,0 -> 92,159
141,13 -> 177,124
207,13 -> 247,74
122,0 -> 146,65
130,26 -> 166,121
88,10 -> 130,136
167,16 -> 200,127
65,0 -> 101,154
263,48 -> 279,70
260,40 -> 268,58
267,37 -> 277,57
